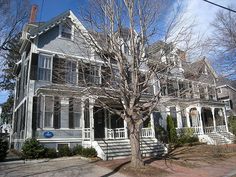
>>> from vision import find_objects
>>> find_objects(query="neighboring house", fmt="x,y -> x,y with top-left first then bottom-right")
11,10 -> 235,160
216,77 -> 236,117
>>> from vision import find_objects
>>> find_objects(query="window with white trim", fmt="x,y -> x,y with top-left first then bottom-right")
66,60 -> 77,84
60,23 -> 73,39
223,100 -> 231,110
38,54 -> 52,81
44,96 -> 54,128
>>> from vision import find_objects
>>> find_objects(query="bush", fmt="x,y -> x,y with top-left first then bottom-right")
58,145 -> 72,157
177,128 -> 199,146
82,147 -> 97,157
0,138 -> 9,161
167,115 -> 178,144
72,145 -> 83,155
44,148 -> 58,158
229,116 -> 236,136
155,125 -> 168,143
22,138 -> 45,159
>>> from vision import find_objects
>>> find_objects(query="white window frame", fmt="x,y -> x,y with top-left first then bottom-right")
59,22 -> 74,40
38,54 -> 52,81
66,60 -> 77,84
217,88 -> 222,94
44,95 -> 54,128
223,99 -> 231,110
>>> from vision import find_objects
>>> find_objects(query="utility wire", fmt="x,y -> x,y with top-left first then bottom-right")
203,0 -> 236,13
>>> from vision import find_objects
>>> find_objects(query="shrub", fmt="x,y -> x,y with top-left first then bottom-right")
58,145 -> 72,157
177,128 -> 199,146
22,138 -> 45,159
229,116 -> 236,136
44,148 -> 58,158
155,125 -> 168,143
0,138 -> 9,161
72,145 -> 83,155
166,115 -> 178,144
82,147 -> 97,157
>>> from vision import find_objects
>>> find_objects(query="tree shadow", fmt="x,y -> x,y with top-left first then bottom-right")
99,160 -> 130,177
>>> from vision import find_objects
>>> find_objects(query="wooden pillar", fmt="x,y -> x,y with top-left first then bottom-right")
211,107 -> 216,132
89,98 -> 95,141
150,113 -> 155,138
223,108 -> 229,132
81,99 -> 85,140
197,106 -> 204,134
185,108 -> 191,127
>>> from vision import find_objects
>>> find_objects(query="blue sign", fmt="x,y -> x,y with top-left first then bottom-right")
43,131 -> 54,138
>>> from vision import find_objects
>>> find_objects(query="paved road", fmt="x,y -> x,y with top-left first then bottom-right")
0,157 -> 127,177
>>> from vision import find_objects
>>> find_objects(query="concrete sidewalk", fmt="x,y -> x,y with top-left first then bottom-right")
0,156 -> 127,177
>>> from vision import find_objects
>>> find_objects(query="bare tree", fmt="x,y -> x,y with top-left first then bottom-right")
211,9 -> 236,79
50,0 -> 201,168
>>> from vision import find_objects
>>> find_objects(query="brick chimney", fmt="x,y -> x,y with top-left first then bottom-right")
29,4 -> 38,23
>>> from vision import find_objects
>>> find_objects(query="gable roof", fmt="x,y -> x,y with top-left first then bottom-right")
27,10 -> 88,39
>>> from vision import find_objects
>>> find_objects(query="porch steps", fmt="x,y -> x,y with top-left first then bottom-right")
206,132 -> 231,145
97,138 -> 165,160
219,132 -> 235,143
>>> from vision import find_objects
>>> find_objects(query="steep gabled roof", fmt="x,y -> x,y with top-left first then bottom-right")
27,10 -> 88,39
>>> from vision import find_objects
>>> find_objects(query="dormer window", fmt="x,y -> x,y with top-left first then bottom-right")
60,23 -> 73,40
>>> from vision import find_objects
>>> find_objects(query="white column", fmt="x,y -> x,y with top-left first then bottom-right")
185,108 -> 191,127
197,106 -> 204,134
81,99 -> 85,140
104,109 -> 108,139
211,107 -> 216,132
176,105 -> 183,128
124,120 -> 128,139
223,108 -> 229,132
150,113 -> 155,138
89,98 -> 95,141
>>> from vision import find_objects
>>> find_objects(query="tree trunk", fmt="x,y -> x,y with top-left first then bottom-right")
128,121 -> 144,168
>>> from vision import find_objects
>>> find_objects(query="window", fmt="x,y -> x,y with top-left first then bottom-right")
44,96 -> 53,128
69,98 -> 81,129
66,61 -> 77,84
217,88 -> 222,94
60,23 -> 72,39
54,97 -> 61,129
38,54 -> 52,81
78,63 -> 100,85
223,100 -> 231,110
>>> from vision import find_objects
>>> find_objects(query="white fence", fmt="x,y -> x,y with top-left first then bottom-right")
106,128 -> 125,139
216,125 -> 227,132
83,128 -> 90,139
141,128 -> 154,138
204,126 -> 215,134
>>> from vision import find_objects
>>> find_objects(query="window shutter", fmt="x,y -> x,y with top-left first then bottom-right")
53,97 -> 61,129
30,53 -> 38,80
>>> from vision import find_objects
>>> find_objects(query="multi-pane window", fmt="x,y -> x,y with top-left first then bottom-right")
44,96 -> 54,128
69,98 -> 81,129
61,23 -> 72,39
38,54 -> 52,81
66,61 -> 77,84
78,63 -> 100,85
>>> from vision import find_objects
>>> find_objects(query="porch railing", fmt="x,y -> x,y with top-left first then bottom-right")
83,128 -> 90,139
107,128 -> 125,139
204,126 -> 215,134
176,126 -> 202,135
216,125 -> 227,132
141,128 -> 154,138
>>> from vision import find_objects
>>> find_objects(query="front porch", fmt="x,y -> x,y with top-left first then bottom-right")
175,104 -> 234,144
81,98 -> 156,142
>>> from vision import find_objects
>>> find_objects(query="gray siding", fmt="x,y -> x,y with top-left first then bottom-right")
38,25 -> 91,58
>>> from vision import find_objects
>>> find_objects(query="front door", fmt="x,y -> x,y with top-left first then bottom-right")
94,107 -> 105,139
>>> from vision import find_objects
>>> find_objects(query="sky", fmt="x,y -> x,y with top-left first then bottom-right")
0,0 -> 235,104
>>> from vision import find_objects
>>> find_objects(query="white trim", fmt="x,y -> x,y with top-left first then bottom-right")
216,85 -> 236,92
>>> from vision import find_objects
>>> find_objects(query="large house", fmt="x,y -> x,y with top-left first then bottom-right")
11,10 -> 235,160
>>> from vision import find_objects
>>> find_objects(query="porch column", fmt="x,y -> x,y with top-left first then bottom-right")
124,120 -> 128,139
223,108 -> 229,132
176,105 -> 183,128
150,113 -> 155,138
185,108 -> 191,127
81,99 -> 85,139
211,107 -> 216,132
89,98 -> 95,141
197,106 -> 204,134
104,110 -> 108,139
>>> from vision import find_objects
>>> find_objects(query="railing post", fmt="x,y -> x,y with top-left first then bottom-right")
124,120 -> 128,139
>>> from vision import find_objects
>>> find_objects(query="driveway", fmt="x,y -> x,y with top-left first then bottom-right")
0,156 -> 127,177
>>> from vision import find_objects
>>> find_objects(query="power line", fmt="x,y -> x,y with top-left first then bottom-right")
203,0 -> 236,13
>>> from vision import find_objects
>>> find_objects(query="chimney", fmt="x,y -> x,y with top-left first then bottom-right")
29,4 -> 38,23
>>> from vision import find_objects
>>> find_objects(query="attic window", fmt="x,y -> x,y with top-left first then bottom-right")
60,23 -> 73,39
